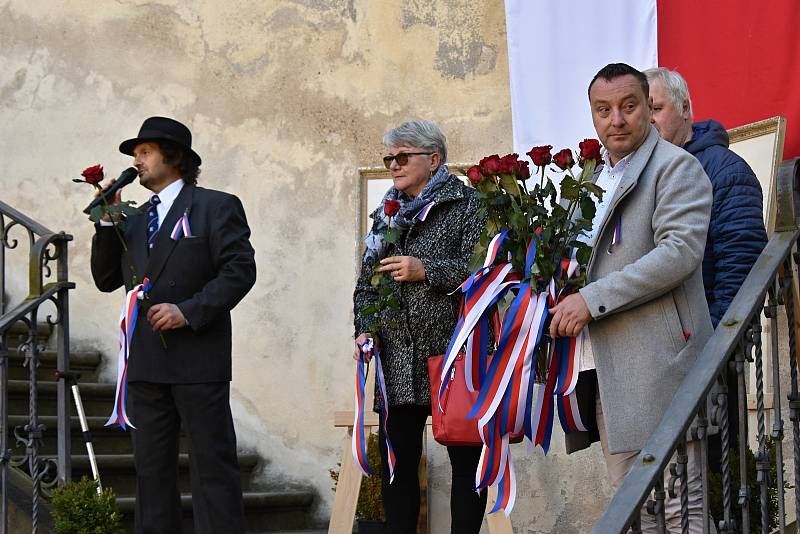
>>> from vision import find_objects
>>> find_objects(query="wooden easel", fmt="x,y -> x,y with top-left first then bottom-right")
328,411 -> 513,534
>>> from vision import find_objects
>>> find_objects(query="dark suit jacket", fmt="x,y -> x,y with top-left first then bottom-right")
90,184 -> 256,383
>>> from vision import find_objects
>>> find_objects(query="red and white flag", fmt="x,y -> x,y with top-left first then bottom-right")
505,0 -> 800,159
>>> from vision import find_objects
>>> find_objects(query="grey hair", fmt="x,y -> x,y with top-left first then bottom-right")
643,67 -> 693,117
383,120 -> 448,163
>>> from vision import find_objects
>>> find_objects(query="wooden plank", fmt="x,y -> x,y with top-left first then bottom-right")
486,486 -> 514,534
334,411 -> 431,428
328,427 -> 366,534
334,410 -> 379,428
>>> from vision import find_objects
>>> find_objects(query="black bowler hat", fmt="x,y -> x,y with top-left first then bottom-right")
119,116 -> 202,166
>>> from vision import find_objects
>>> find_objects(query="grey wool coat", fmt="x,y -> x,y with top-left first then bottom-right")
354,175 -> 483,409
574,126 -> 714,455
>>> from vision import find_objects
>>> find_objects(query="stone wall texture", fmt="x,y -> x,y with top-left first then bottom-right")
0,0 -> 610,529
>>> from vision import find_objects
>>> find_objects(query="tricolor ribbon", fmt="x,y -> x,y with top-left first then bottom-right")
445,229 -> 592,516
170,210 -> 193,240
352,339 -> 396,483
607,214 -> 621,254
106,277 -> 152,430
416,201 -> 435,222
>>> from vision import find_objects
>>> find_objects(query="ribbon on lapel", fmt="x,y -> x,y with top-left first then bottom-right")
144,184 -> 195,287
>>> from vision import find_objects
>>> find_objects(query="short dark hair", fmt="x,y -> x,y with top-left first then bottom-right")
156,140 -> 201,185
588,63 -> 649,100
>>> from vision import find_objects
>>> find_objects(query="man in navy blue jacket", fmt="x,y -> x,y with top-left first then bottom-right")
645,68 -> 768,327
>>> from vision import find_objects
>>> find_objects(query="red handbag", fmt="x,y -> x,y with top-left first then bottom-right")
427,353 -> 524,446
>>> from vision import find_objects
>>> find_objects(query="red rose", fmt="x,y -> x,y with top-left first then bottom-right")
479,154 -> 502,175
578,139 -> 602,165
552,149 -> 575,170
526,145 -> 553,167
81,164 -> 104,185
466,165 -> 484,185
516,160 -> 531,179
384,199 -> 401,217
498,153 -> 519,174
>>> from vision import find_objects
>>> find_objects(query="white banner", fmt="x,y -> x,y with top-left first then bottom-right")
504,0 -> 658,157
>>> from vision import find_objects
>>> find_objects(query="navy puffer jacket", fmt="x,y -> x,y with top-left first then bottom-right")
684,120 -> 768,327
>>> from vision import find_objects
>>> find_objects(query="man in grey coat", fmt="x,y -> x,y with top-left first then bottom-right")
550,63 -> 714,532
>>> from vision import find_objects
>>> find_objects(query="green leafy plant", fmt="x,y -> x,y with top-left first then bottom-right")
51,477 -> 123,534
330,432 -> 385,522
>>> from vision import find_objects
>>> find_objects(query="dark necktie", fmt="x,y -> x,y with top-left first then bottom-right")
146,195 -> 161,253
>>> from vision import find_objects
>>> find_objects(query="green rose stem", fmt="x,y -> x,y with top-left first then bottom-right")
95,185 -> 168,349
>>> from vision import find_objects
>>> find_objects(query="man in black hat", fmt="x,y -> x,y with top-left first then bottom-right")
90,116 -> 256,533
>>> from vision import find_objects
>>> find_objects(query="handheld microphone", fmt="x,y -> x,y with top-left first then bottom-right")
83,167 -> 139,215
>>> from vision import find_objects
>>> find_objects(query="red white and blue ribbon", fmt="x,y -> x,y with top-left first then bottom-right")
607,214 -> 621,254
106,277 -> 151,430
438,261 -> 518,411
444,228 -> 592,516
416,201 -> 435,222
352,339 -> 396,483
170,210 -> 193,240
557,390 -> 588,433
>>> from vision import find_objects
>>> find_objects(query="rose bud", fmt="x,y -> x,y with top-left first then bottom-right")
578,139 -> 602,165
526,145 -> 553,167
498,153 -> 519,175
516,160 -> 531,179
384,199 -> 401,217
479,154 -> 502,175
553,149 -> 575,170
81,164 -> 104,185
466,165 -> 484,185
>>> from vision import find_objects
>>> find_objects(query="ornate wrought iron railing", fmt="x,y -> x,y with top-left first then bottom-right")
595,158 -> 800,533
0,200 -> 73,533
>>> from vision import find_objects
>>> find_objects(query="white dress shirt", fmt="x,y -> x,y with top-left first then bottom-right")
578,152 -> 633,371
151,179 -> 185,228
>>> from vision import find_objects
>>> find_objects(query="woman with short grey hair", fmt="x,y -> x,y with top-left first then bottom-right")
353,120 -> 486,533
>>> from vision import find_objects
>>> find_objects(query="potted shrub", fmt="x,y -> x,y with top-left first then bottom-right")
51,476 -> 123,534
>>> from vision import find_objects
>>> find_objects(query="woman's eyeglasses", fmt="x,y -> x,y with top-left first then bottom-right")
382,152 -> 434,169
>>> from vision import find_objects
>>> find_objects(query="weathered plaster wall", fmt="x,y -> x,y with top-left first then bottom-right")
0,0 -> 610,529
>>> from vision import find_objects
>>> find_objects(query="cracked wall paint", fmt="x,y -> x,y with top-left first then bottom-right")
0,0 -> 612,529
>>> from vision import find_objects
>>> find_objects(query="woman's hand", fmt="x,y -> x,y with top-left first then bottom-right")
377,256 -> 426,283
353,333 -> 372,361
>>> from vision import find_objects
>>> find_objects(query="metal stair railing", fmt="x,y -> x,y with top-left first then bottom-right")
0,200 -> 74,534
594,159 -> 800,533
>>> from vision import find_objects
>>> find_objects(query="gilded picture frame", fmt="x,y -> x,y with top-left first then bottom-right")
355,163 -> 474,249
727,115 -> 787,234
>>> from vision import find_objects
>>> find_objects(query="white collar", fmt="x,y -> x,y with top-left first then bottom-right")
602,150 -> 634,172
153,179 -> 185,208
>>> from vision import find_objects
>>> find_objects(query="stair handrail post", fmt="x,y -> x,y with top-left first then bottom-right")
54,233 -> 72,487
0,201 -> 74,533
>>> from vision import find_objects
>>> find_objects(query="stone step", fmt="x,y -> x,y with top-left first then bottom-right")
63,453 -> 260,495
116,490 -> 316,532
7,380 -> 115,416
6,349 -> 102,381
2,322 -> 52,349
7,415 -> 190,456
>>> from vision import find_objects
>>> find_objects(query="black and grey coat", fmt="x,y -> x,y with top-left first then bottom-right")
354,175 -> 484,408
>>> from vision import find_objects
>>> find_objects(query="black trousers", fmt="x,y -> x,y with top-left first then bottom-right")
128,381 -> 245,534
378,405 -> 487,534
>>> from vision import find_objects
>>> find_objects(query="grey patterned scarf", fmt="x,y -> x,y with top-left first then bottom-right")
363,164 -> 453,263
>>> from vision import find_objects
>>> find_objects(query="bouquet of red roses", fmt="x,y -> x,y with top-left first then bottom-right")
441,139 -> 604,516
